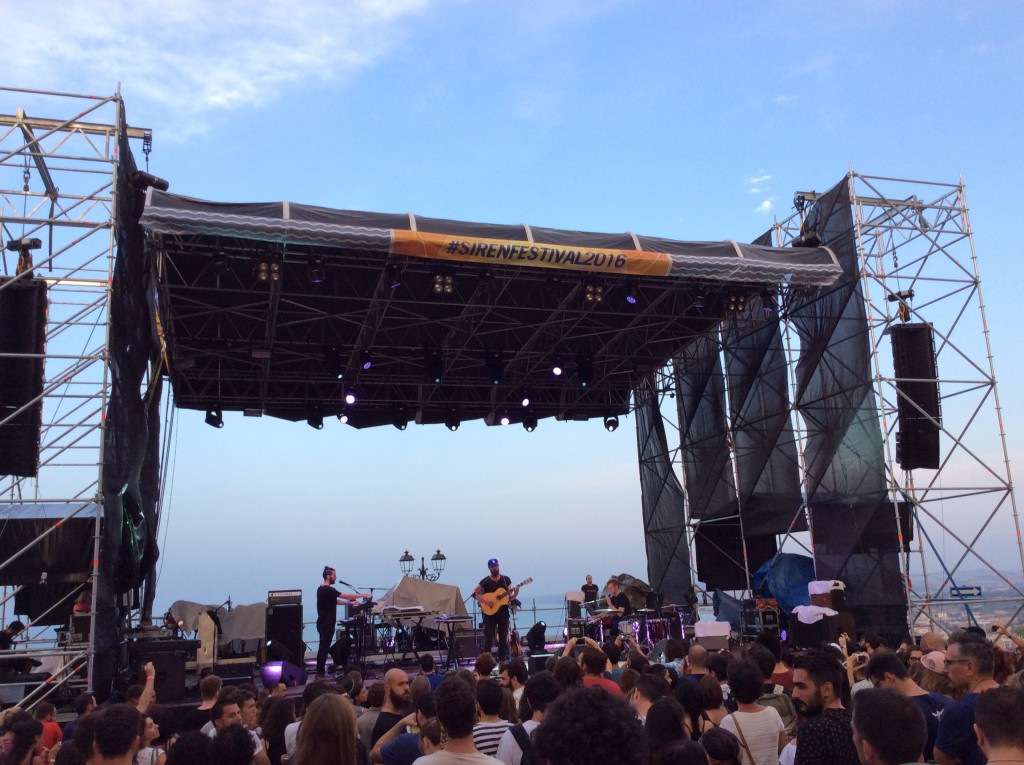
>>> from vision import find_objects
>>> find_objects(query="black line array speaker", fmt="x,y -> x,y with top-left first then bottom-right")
694,524 -> 777,591
265,604 -> 304,667
891,322 -> 940,470
0,277 -> 47,477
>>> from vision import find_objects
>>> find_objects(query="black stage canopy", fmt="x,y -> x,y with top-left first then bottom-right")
142,191 -> 840,429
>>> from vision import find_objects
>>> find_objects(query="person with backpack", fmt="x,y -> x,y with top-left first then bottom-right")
495,672 -> 561,765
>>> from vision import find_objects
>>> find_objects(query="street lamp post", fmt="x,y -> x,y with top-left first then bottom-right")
400,549 -> 446,581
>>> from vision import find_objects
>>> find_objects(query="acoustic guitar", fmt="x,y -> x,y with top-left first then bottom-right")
479,578 -> 533,616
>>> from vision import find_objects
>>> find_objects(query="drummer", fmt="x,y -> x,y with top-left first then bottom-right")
605,578 -> 632,635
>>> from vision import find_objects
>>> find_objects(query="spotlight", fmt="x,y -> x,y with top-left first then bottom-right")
485,351 -> 504,385
256,258 -> 281,283
761,288 -> 776,315
499,413 -> 511,426
386,264 -> 402,290
583,283 -> 604,304
727,294 -> 747,313
423,348 -> 444,384
523,412 -> 538,432
307,407 -> 324,430
308,258 -> 325,285
519,391 -> 531,407
624,280 -> 638,306
360,350 -> 373,370
444,408 -> 460,432
393,410 -> 409,431
344,391 -> 357,405
551,359 -> 564,377
432,273 -> 455,295
693,291 -> 705,310
791,231 -> 822,248
323,346 -> 344,380
204,406 -> 224,429
603,415 -> 619,432
577,353 -> 593,388
337,411 -> 350,425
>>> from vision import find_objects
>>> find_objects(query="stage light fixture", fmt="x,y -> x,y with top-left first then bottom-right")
693,292 -> 705,310
727,294 -> 747,313
433,273 -> 455,295
337,411 -> 350,425
523,412 -> 538,432
344,391 -> 357,405
791,231 -> 822,248
360,350 -> 373,370
256,258 -> 281,283
519,391 -> 531,407
485,351 -> 504,385
499,413 -> 511,426
213,251 -> 228,275
130,170 -> 170,192
551,359 -> 564,377
308,258 -> 325,285
393,411 -> 409,431
623,280 -> 638,306
583,283 -> 604,304
386,264 -> 402,290
761,289 -> 776,315
423,348 -> 444,384
444,408 -> 460,432
204,406 -> 224,429
604,415 -> 619,432
577,353 -> 593,388
307,407 -> 324,430
323,346 -> 344,380
886,289 -> 915,303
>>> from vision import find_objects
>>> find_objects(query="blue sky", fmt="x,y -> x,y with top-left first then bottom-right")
6,1 -> 1023,616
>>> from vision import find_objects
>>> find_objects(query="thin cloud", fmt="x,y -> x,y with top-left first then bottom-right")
755,199 -> 775,214
749,175 -> 772,185
1,0 -> 435,138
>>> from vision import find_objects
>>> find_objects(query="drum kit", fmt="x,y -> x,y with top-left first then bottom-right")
572,600 -> 692,648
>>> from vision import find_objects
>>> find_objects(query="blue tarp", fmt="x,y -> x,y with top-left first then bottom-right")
753,553 -> 815,613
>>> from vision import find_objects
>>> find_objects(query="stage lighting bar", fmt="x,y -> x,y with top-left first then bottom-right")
433,273 -> 455,295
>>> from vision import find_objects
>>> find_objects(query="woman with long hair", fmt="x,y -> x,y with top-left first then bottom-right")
0,718 -> 43,765
291,693 -> 357,765
134,715 -> 165,765
259,697 -> 295,765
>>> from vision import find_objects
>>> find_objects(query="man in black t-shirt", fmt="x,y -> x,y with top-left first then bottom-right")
316,566 -> 368,677
792,650 -> 859,765
605,579 -> 632,635
473,558 -> 519,661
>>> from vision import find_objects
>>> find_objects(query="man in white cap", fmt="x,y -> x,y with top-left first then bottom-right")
473,558 -> 519,661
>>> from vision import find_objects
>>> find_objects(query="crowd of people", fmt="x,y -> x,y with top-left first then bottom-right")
1,624 -> 1023,765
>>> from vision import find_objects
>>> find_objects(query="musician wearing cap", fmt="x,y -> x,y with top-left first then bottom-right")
473,558 -> 519,661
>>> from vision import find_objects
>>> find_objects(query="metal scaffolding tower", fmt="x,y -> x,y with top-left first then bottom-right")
0,86 -> 150,704
646,171 -> 1022,637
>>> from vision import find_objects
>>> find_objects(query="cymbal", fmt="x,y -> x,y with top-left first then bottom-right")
635,608 -> 658,614
661,604 -> 687,611
593,608 -> 618,614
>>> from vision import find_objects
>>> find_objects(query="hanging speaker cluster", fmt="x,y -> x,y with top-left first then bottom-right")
890,323 -> 941,470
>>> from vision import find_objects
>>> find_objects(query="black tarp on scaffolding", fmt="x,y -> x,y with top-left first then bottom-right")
93,106 -> 164,701
636,381 -> 693,604
791,179 -> 905,639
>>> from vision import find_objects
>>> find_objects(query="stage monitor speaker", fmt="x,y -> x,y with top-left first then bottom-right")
528,653 -> 554,674
453,632 -> 479,660
260,660 -> 306,689
694,524 -> 777,591
132,650 -> 186,703
891,322 -> 940,469
0,277 -> 47,477
265,604 -> 304,668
